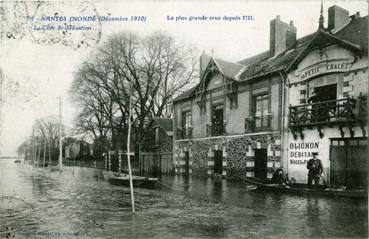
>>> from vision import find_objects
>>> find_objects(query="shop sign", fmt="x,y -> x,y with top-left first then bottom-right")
289,142 -> 319,165
296,59 -> 353,81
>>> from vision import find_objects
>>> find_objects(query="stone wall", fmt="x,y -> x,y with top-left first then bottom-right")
174,132 -> 281,180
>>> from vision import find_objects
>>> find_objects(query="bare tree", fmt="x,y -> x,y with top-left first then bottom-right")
70,31 -> 198,153
33,116 -> 64,162
16,140 -> 29,158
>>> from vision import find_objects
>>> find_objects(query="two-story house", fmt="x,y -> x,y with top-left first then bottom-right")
172,14 -> 299,180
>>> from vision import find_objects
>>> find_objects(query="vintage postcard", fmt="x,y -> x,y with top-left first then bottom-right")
0,0 -> 368,238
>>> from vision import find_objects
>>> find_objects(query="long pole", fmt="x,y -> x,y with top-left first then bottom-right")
58,96 -> 63,168
43,139 -> 46,168
319,175 -> 337,198
127,81 -> 135,213
37,142 -> 41,167
27,143 -> 30,167
32,125 -> 35,166
279,71 -> 289,176
35,143 -> 38,167
48,137 -> 51,175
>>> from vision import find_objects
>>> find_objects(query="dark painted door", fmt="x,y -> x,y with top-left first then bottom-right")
214,150 -> 223,174
184,151 -> 190,176
347,144 -> 368,189
254,149 -> 267,179
330,141 -> 346,187
153,154 -> 160,177
330,138 -> 368,189
212,105 -> 223,136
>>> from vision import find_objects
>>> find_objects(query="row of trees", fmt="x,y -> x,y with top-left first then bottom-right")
70,31 -> 198,158
16,115 -> 63,164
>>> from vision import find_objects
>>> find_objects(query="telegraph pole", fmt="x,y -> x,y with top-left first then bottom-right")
32,125 -> 35,166
127,80 -> 135,213
58,96 -> 63,168
43,139 -> 46,168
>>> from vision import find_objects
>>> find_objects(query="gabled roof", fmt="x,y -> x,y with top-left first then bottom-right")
139,117 -> 173,142
238,50 -> 270,65
238,33 -> 315,81
239,23 -> 364,81
335,15 -> 368,51
173,13 -> 367,103
286,29 -> 362,72
173,56 -> 244,102
211,57 -> 244,80
172,87 -> 196,102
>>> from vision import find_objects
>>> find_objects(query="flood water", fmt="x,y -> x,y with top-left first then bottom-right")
0,158 -> 367,238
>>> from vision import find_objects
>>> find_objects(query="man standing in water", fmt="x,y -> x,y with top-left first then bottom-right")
307,152 -> 323,189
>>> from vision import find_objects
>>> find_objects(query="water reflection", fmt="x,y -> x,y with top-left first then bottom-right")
0,158 -> 367,238
306,197 -> 323,237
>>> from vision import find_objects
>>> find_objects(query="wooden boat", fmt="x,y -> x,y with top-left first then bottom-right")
244,178 -> 367,199
102,171 -> 159,188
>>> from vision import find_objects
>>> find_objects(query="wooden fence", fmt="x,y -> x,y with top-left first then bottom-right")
139,152 -> 174,177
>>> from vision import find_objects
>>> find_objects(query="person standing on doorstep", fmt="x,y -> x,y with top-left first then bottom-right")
307,152 -> 323,189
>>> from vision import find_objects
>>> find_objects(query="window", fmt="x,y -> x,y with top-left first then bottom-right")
181,111 -> 192,138
183,111 -> 192,129
254,94 -> 270,129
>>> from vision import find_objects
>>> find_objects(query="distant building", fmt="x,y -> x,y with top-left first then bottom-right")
172,5 -> 368,184
65,139 -> 93,160
139,118 -> 174,176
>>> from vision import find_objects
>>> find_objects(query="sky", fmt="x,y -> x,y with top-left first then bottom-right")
0,0 -> 367,156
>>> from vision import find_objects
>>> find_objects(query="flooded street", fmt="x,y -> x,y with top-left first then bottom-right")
0,158 -> 367,238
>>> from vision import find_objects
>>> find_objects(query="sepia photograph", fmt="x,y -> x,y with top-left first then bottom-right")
0,0 -> 368,238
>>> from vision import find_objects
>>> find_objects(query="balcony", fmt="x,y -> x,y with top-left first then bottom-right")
206,123 -> 227,137
289,98 -> 358,128
245,115 -> 272,133
289,96 -> 367,138
176,127 -> 193,139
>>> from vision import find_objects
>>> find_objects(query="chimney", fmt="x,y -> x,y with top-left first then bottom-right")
270,15 -> 297,57
350,11 -> 361,21
199,51 -> 210,80
328,5 -> 350,31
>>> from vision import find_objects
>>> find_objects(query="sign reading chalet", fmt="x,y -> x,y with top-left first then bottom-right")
296,58 -> 353,81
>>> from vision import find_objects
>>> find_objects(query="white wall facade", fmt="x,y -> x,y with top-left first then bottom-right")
284,43 -> 368,184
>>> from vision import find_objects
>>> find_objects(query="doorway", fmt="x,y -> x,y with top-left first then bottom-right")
314,84 -> 337,102
330,138 -> 368,189
184,151 -> 190,176
214,150 -> 223,174
212,105 -> 224,136
254,149 -> 267,179
152,154 -> 160,177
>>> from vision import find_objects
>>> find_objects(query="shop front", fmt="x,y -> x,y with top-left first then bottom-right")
287,128 -> 367,189
285,38 -> 368,188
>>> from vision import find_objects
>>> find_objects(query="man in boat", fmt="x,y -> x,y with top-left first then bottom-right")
271,169 -> 289,186
307,152 -> 323,189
